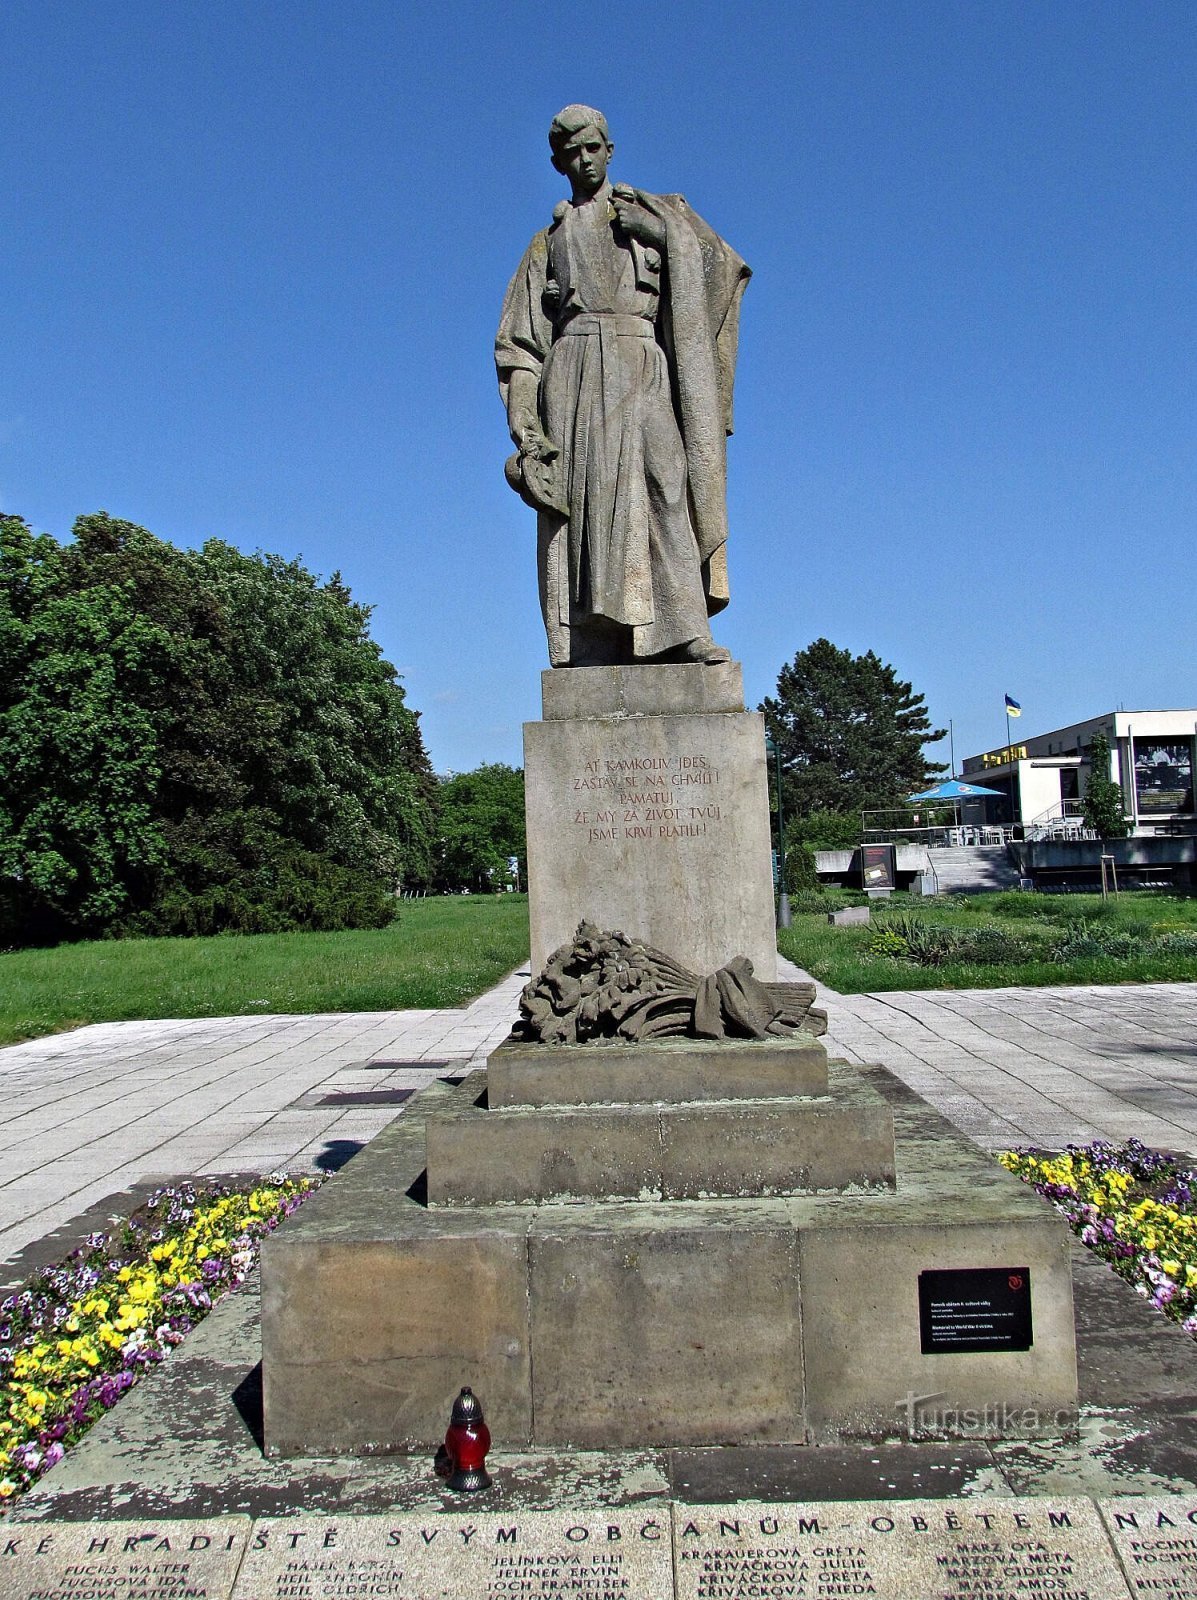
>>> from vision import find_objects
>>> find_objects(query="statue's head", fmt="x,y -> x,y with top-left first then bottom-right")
549,104 -> 613,195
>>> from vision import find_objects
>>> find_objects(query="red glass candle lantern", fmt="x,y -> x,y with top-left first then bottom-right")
441,1386 -> 491,1492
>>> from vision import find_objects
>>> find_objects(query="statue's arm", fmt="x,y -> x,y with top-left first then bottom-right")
496,232 -> 555,458
502,368 -> 544,451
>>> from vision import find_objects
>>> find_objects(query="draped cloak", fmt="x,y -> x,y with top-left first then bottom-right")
496,186 -> 750,664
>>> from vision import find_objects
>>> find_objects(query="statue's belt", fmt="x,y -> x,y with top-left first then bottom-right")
558,312 -> 655,339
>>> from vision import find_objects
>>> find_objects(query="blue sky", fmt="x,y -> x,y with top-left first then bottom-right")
4,0 -> 1194,776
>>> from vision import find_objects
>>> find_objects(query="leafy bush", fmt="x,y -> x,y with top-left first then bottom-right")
1051,921 -> 1151,961
961,926 -> 1039,965
868,915 -> 965,966
784,844 -> 820,892
870,914 -> 1039,968
788,888 -> 849,914
1048,918 -> 1197,963
867,925 -> 911,960
127,847 -> 397,938
975,892 -> 1053,922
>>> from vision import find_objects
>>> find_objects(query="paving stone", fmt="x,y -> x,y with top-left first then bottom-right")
0,1517 -> 249,1600
671,1497 -> 1130,1600
0,973 -> 528,1263
233,1510 -> 673,1600
1100,1494 -> 1197,1596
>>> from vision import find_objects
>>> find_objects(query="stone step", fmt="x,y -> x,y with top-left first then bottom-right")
424,1068 -> 896,1206
486,1033 -> 828,1108
926,845 -> 1022,893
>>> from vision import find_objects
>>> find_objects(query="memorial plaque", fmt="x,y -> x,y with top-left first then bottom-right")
1101,1495 -> 1197,1598
0,1518 -> 249,1600
235,1509 -> 673,1600
918,1266 -> 1033,1354
672,1499 -> 1130,1600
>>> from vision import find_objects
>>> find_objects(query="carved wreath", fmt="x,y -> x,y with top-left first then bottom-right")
515,922 -> 827,1047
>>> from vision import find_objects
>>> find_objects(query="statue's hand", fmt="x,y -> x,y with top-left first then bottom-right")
517,422 -> 559,464
611,190 -> 666,249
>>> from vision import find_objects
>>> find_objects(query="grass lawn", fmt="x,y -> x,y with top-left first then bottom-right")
778,888 -> 1197,994
0,895 -> 530,1048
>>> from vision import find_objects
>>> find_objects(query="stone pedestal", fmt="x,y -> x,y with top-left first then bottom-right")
523,662 -> 778,979
261,1043 -> 1078,1456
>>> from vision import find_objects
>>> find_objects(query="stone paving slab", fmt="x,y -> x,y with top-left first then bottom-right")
0,1517 -> 250,1600
235,1510 -> 674,1600
1100,1495 -> 1197,1598
780,958 -> 1197,1156
672,1497 -> 1131,1600
0,970 -> 528,1272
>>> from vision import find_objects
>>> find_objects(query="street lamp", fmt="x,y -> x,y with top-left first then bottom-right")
763,733 -> 791,929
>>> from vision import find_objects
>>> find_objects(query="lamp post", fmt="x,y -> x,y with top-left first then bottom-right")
764,733 -> 791,929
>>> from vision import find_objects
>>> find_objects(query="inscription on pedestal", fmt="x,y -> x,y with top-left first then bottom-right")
525,701 -> 778,984
234,1511 -> 673,1600
672,1499 -> 1129,1600
0,1519 -> 249,1600
1101,1496 -> 1197,1598
572,751 -> 726,848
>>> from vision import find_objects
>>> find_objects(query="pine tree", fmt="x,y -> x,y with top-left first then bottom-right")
760,639 -> 947,818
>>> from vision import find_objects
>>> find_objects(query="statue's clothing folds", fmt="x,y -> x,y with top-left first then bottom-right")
497,183 -> 749,665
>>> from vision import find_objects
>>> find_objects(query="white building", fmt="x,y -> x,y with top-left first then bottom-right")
961,709 -> 1197,838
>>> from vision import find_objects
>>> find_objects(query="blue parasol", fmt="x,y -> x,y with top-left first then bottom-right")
907,779 -> 1004,802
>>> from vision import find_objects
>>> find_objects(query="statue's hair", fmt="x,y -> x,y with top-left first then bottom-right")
548,104 -> 611,158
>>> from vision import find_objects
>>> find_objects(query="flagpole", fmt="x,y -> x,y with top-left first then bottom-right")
1004,698 -> 1015,830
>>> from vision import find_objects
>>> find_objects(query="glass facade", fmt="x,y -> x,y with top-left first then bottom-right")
1133,740 -> 1194,816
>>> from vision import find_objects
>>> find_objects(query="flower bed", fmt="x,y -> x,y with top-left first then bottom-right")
0,1173 -> 321,1504
1000,1140 -> 1197,1333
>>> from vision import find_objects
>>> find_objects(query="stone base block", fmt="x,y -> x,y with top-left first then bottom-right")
424,1068 -> 896,1205
524,661 -> 777,979
260,1219 -> 532,1456
486,1033 -> 829,1108
261,1064 -> 1078,1456
529,1212 -> 803,1446
539,661 -> 746,721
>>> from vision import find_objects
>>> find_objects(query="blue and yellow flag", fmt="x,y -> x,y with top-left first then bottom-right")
1004,694 -> 1022,717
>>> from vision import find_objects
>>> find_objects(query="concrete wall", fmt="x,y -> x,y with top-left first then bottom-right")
1010,835 -> 1197,885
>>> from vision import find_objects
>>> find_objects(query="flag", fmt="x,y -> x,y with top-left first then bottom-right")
1004,694 -> 1022,717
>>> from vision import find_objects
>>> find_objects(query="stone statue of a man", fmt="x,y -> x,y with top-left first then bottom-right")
496,105 -> 750,668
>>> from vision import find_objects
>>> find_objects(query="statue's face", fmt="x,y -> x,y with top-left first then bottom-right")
558,126 -> 612,196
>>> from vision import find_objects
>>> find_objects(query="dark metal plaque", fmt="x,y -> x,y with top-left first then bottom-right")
861,842 -> 897,890
918,1266 -> 1032,1354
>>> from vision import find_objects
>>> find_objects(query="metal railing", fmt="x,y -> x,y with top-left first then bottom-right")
1024,802 -> 1099,842
860,822 -> 1016,847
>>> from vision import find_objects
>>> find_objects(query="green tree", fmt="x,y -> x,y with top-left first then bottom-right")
190,535 -> 438,896
1081,731 -> 1130,840
761,639 -> 947,820
434,764 -> 526,893
0,515 -> 171,941
781,807 -> 863,891
0,511 -> 438,942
